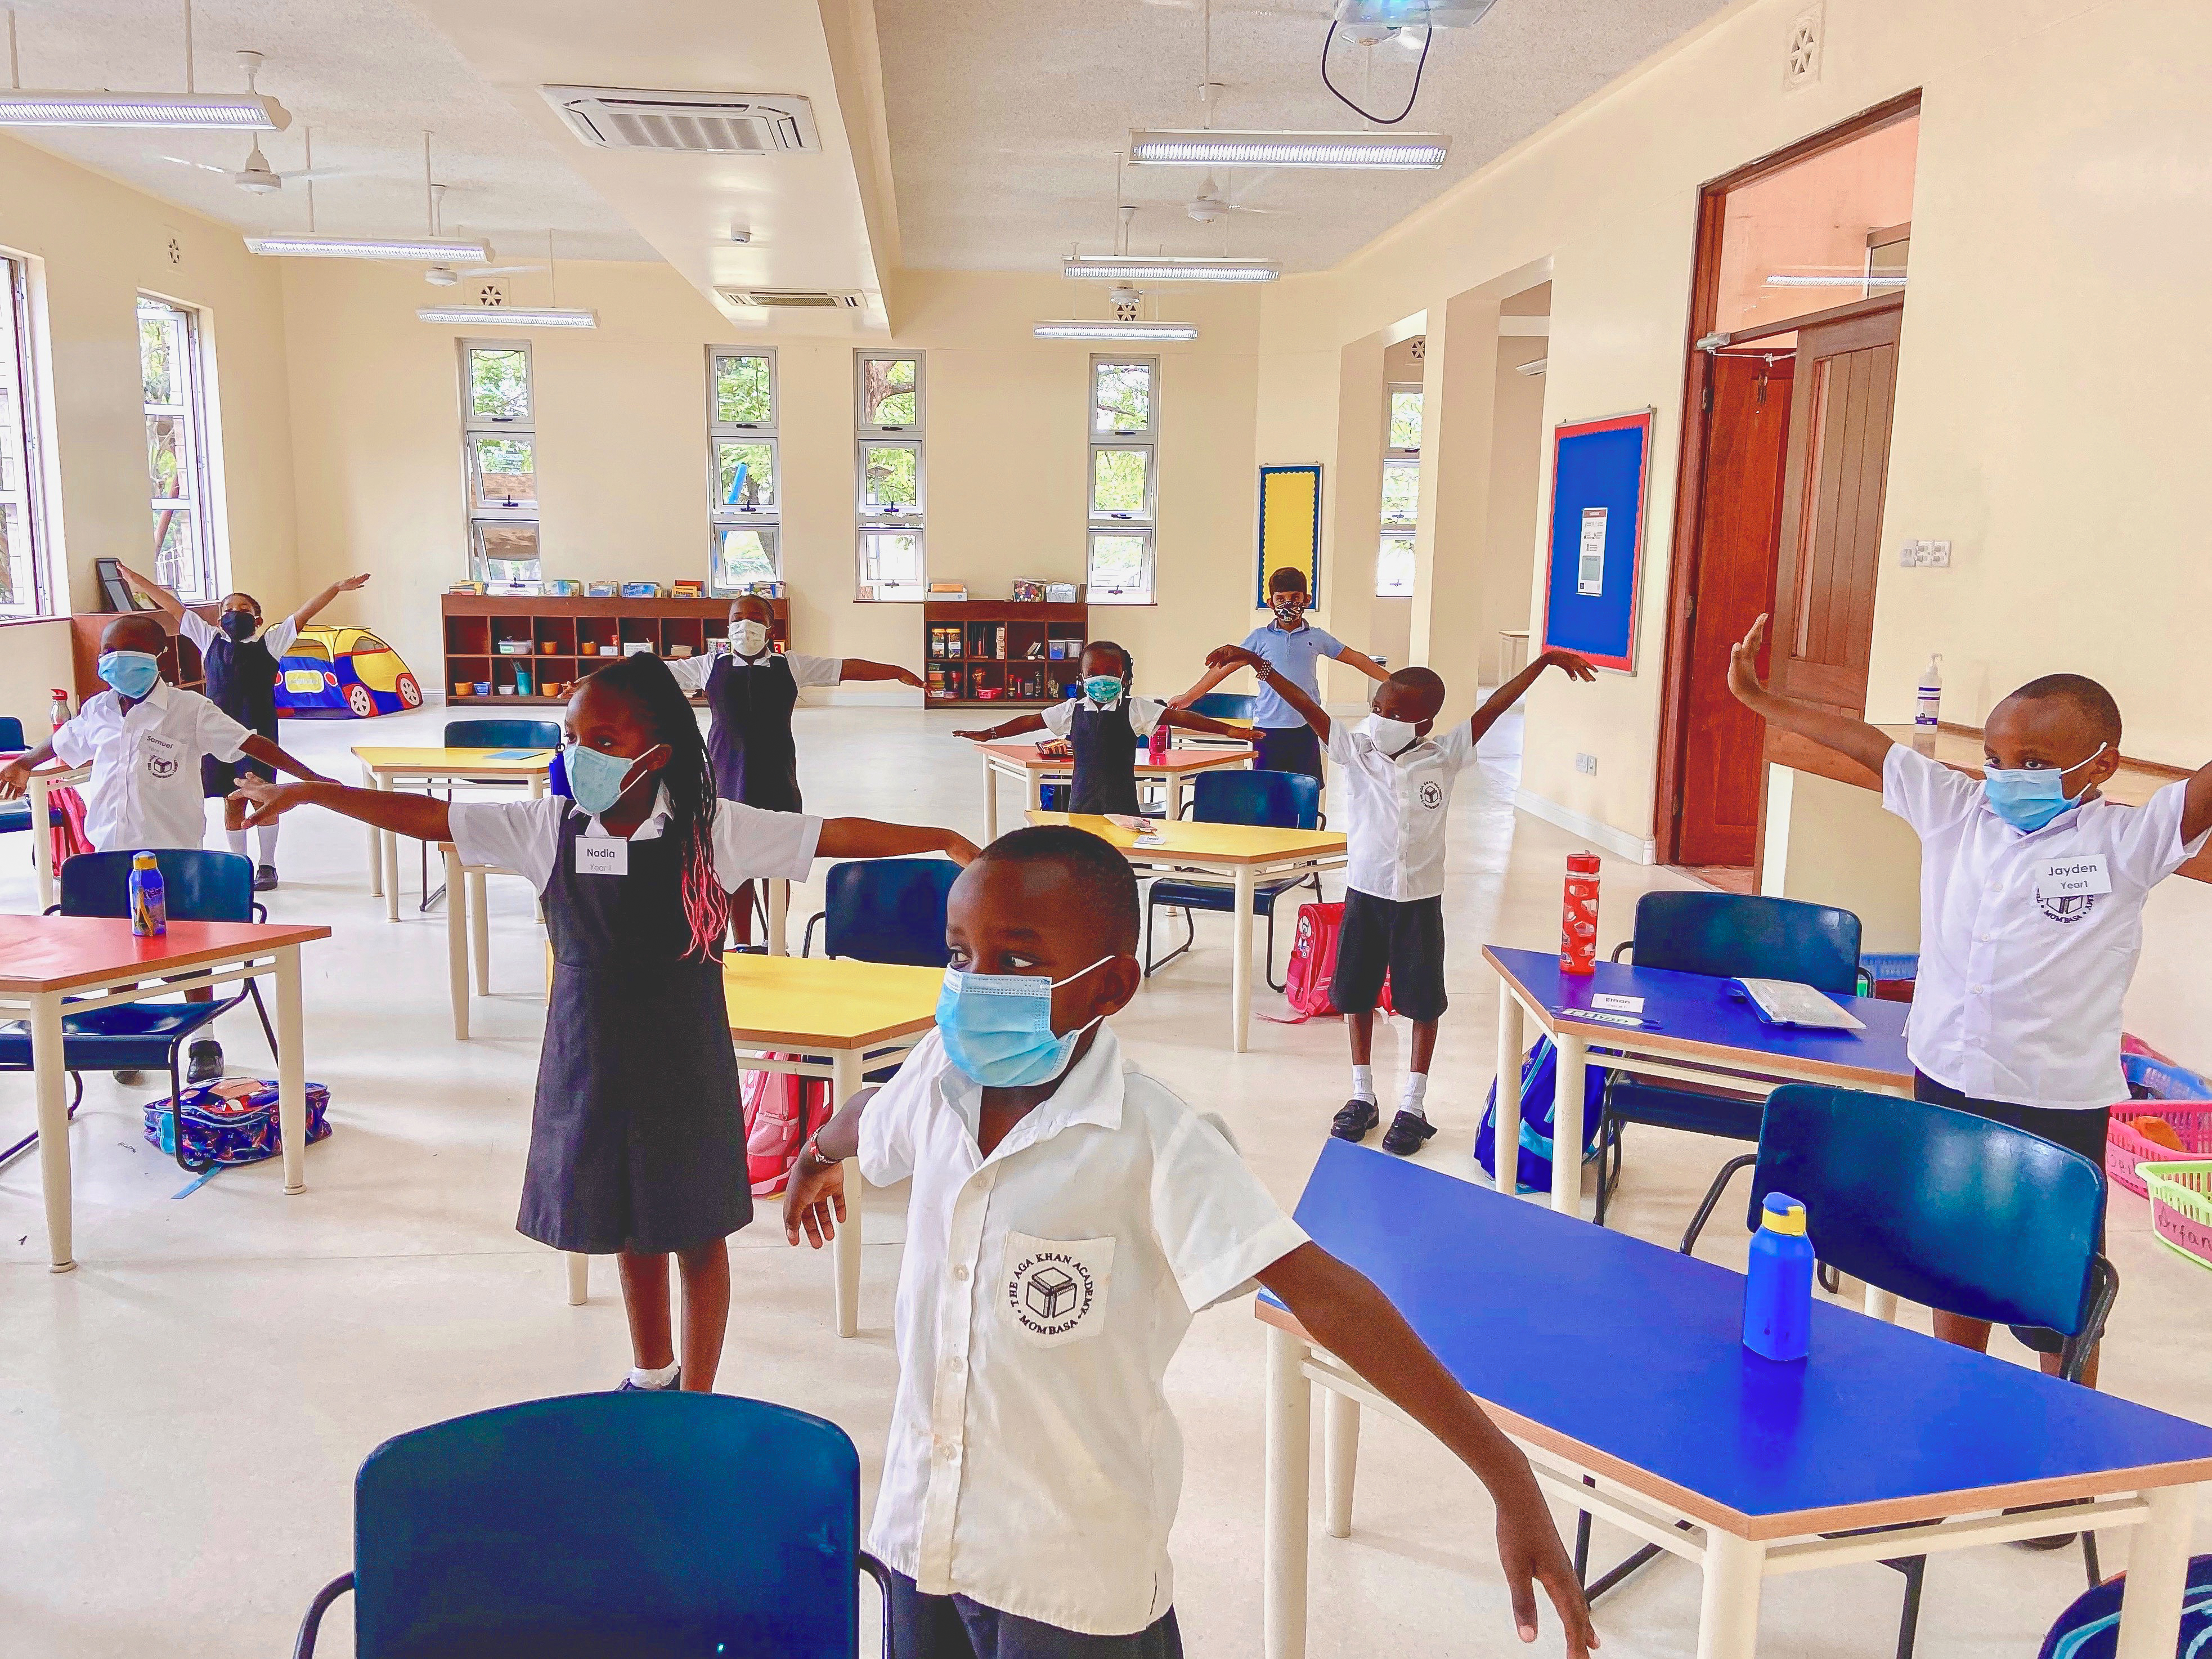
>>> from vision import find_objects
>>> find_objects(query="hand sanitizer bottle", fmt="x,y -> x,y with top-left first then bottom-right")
1915,653 -> 1942,731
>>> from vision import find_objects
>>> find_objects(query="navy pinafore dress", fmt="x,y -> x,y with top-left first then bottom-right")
201,629 -> 281,798
521,810 -> 750,1254
1069,698 -> 1142,817
705,651 -> 803,812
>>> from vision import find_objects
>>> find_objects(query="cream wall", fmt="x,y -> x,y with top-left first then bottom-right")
1477,337 -> 1547,687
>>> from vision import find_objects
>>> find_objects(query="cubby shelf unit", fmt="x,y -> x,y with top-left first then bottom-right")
923,600 -> 1089,709
441,595 -> 789,706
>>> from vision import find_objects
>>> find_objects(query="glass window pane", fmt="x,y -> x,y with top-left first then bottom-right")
1093,361 -> 1154,435
147,415 -> 185,500
473,520 -> 541,590
860,528 -> 923,585
1091,447 -> 1151,518
862,356 -> 918,427
1376,533 -> 1417,598
468,347 -> 531,423
1087,532 -> 1151,601
715,354 -> 773,425
0,502 -> 27,612
1389,390 -> 1423,450
154,509 -> 198,594
140,312 -> 180,406
472,434 -> 536,506
861,444 -> 919,512
1381,458 -> 1421,524
715,440 -> 776,511
714,526 -> 779,589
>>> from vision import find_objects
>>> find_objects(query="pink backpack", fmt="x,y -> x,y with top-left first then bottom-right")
742,1061 -> 832,1198
1268,900 -> 1393,1025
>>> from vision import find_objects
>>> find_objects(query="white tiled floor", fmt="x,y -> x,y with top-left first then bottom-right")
2,701 -> 2206,1658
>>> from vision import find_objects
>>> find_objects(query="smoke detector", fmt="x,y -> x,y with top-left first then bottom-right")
540,87 -> 820,154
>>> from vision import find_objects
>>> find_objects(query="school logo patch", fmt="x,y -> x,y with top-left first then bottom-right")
1002,1231 -> 1114,1348
2038,890 -> 2099,925
1419,780 -> 1443,809
145,752 -> 177,779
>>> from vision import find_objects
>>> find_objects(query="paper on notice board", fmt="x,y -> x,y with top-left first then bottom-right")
1578,508 -> 1607,596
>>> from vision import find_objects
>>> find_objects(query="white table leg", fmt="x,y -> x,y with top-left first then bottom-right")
2115,1483 -> 2195,1658
1264,1324 -> 1313,1659
565,1251 -> 589,1306
276,944 -> 307,1195
1323,1387 -> 1360,1539
1552,1030 -> 1588,1217
768,879 -> 789,958
1495,989 -> 1525,1196
29,770 -> 55,912
445,847 -> 470,1041
1864,1285 -> 1899,1323
1166,772 -> 1184,822
1231,862 -> 1257,1054
833,1049 -> 865,1338
31,989 -> 73,1271
982,756 -> 998,843
529,772 -> 545,800
361,763 -> 383,898
1695,1530 -> 1767,1659
381,785 -> 400,925
469,869 -> 490,994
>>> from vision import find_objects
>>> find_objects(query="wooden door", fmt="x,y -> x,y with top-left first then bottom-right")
1767,298 -> 1903,714
1675,353 -> 1795,866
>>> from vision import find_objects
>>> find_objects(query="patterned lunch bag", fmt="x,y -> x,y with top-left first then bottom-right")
143,1077 -> 333,1165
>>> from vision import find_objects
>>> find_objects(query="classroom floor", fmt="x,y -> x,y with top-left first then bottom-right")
3,701 -> 2208,1659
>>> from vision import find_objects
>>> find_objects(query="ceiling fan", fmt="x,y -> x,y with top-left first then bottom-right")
1181,173 -> 1281,222
158,55 -> 351,193
423,185 -> 541,286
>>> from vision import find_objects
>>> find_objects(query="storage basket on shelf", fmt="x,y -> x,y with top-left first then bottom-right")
2135,1160 -> 2212,1272
2105,1048 -> 2212,1198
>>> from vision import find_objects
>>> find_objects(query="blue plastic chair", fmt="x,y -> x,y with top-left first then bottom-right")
1188,692 -> 1255,723
293,1392 -> 889,1659
801,858 -> 960,968
0,715 -> 24,748
420,719 -> 567,905
1593,891 -> 1861,1237
1145,769 -> 1323,990
0,715 -> 51,841
0,849 -> 274,1173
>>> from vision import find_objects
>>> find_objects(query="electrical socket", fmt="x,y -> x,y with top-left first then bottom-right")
1575,752 -> 1598,775
1898,539 -> 1954,568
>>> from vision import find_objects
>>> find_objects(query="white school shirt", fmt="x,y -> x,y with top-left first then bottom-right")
1325,718 -> 1480,903
665,648 -> 844,696
1037,692 -> 1166,739
448,784 -> 821,894
176,608 -> 300,661
1883,744 -> 2207,1110
48,681 -> 249,852
860,1024 -> 1308,1635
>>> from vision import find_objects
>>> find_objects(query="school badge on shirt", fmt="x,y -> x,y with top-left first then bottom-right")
1002,1231 -> 1114,1347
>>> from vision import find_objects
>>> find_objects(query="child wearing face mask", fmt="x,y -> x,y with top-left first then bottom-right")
113,562 -> 371,890
1170,566 -> 1391,782
666,593 -> 925,940
1729,613 -> 2212,1380
1208,642 -> 1596,1155
780,825 -> 1596,1659
953,642 -> 1247,817
234,651 -> 976,1394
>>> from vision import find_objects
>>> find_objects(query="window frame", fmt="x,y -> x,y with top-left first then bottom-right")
707,346 -> 780,593
855,351 -> 923,434
459,338 -> 540,593
1086,355 -> 1159,606
140,294 -> 220,605
1376,380 -> 1423,599
0,253 -> 50,617
855,350 -> 926,601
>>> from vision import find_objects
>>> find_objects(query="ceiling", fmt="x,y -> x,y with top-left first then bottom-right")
874,0 -> 1734,273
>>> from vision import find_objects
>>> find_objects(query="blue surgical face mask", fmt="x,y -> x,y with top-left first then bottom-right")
1083,675 -> 1123,708
564,742 -> 645,818
98,649 -> 161,700
1982,745 -> 2106,833
935,956 -> 1114,1089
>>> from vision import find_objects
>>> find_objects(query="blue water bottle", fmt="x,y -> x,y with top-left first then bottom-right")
128,851 -> 167,938
1743,1191 -> 1814,1361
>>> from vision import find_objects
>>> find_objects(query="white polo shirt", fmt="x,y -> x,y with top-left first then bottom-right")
1884,745 -> 2207,1110
48,681 -> 249,852
860,1025 -> 1308,1635
665,649 -> 843,696
448,786 -> 821,894
1325,718 -> 1480,903
1038,692 -> 1165,739
177,608 -> 299,661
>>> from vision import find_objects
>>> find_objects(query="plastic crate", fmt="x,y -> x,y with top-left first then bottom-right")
2137,1160 -> 2212,1272
2105,1050 -> 2212,1198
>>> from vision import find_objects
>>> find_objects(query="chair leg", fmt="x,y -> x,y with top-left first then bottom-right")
1573,1501 -> 1592,1585
292,1573 -> 355,1659
2082,1528 -> 2102,1588
1888,1555 -> 1926,1659
245,979 -> 280,1060
167,1048 -> 216,1175
1264,904 -> 1287,993
1679,1153 -> 1759,1256
1592,1115 -> 1619,1227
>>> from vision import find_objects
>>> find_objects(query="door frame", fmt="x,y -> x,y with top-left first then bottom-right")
1650,88 -> 1922,866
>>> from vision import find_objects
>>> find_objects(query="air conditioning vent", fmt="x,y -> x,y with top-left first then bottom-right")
717,289 -> 865,309
539,86 -> 819,154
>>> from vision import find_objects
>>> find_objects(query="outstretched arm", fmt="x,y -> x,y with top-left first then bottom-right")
1332,645 -> 1392,684
286,573 -> 370,630
240,734 -> 327,784
234,777 -> 452,841
1213,645 -> 1331,742
2182,766 -> 2212,845
114,561 -> 187,623
953,712 -> 1049,743
0,739 -> 60,799
815,817 -> 979,865
1169,658 -> 1238,709
1259,1244 -> 1598,1657
1466,648 -> 1598,746
1726,614 -> 1894,774
1159,707 -> 1248,740
840,657 -> 926,690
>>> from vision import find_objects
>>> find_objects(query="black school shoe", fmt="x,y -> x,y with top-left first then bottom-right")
1330,1098 -> 1380,1142
254,864 -> 278,891
186,1039 -> 224,1086
1381,1110 -> 1438,1156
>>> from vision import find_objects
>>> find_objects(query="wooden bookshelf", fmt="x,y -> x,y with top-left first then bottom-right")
923,600 -> 1088,708
441,594 -> 790,707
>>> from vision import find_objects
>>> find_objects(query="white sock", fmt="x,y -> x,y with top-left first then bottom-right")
225,827 -> 249,857
1351,1064 -> 1375,1103
628,1360 -> 679,1389
1401,1073 -> 1430,1117
255,821 -> 280,865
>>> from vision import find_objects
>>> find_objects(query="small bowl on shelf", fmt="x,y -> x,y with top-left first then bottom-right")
472,681 -> 492,697
452,680 -> 473,697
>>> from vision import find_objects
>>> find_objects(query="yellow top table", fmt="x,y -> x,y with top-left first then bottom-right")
352,746 -> 553,921
977,739 -> 1253,840
560,952 -> 944,1338
1027,811 -> 1347,1053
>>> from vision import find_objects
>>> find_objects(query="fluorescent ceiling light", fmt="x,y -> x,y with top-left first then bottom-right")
249,235 -> 493,262
1764,273 -> 1909,288
0,89 -> 288,128
1128,129 -> 1448,169
418,306 -> 598,329
1065,255 -> 1278,284
1033,319 -> 1200,341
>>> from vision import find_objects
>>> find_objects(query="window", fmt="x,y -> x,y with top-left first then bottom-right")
140,295 -> 219,603
856,352 -> 925,600
707,348 -> 779,593
1376,381 -> 1422,598
1086,357 -> 1156,604
461,340 -> 539,593
0,255 -> 47,616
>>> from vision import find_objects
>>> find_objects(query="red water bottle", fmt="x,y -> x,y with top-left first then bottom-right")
1148,720 -> 1170,764
49,687 -> 71,733
1561,851 -> 1600,975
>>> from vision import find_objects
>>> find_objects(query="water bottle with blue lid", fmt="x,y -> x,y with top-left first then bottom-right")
1743,1191 -> 1814,1361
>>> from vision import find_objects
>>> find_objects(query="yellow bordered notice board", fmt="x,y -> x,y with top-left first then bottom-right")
1257,464 -> 1322,604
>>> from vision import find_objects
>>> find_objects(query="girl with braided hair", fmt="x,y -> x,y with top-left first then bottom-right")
234,651 -> 977,1393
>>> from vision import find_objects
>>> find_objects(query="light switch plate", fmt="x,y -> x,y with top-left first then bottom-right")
1575,752 -> 1598,775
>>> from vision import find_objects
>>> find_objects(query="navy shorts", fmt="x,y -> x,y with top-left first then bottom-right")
889,1571 -> 1183,1659
1331,889 -> 1447,1022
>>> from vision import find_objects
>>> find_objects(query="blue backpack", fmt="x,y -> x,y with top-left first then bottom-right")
2037,1555 -> 2212,1659
1474,1036 -> 1606,1195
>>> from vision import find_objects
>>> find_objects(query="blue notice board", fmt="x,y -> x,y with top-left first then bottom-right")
1540,410 -> 1653,672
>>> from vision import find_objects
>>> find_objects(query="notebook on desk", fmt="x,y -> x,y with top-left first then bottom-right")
1731,977 -> 1865,1030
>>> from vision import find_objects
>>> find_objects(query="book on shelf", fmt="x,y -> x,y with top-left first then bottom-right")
671,580 -> 707,598
585,581 -> 619,597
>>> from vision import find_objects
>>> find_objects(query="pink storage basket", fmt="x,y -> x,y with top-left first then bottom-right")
2105,1048 -> 2212,1199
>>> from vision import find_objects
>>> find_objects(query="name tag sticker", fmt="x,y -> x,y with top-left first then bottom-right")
575,836 -> 629,877
1592,993 -> 1644,1013
2036,854 -> 2111,902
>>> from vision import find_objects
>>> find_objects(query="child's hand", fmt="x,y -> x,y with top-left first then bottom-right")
782,1150 -> 847,1249
944,833 -> 982,866
1728,613 -> 1771,703
0,757 -> 30,800
952,728 -> 995,742
1493,1468 -> 1600,1656
893,666 -> 925,689
1205,644 -> 1263,671
1541,649 -> 1599,682
336,573 -> 372,591
231,777 -> 301,827
1165,692 -> 1199,710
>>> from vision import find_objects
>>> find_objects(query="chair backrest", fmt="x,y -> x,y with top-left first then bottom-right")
823,857 -> 961,967
1751,1084 -> 2106,1334
443,718 -> 562,750
1193,767 -> 1321,830
1629,891 -> 1861,993
1189,692 -> 1255,723
354,1392 -> 864,1659
0,714 -> 25,750
59,849 -> 255,922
